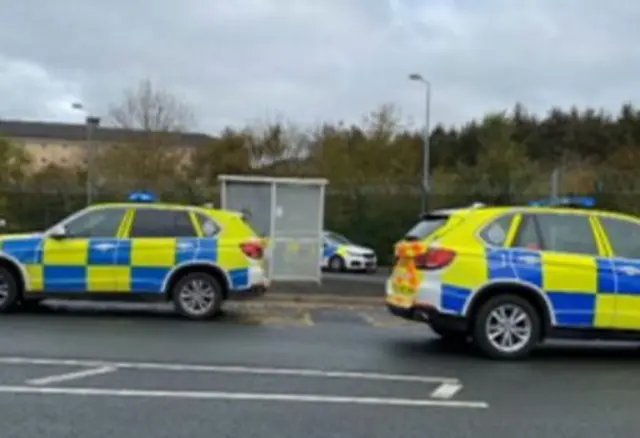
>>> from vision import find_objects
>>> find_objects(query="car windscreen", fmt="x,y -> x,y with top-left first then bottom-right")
404,215 -> 451,241
326,232 -> 350,245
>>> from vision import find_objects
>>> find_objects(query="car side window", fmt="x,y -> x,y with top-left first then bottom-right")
479,213 -> 515,246
63,208 -> 127,238
535,213 -> 599,256
195,213 -> 220,237
513,215 -> 542,250
130,209 -> 197,238
598,216 -> 640,260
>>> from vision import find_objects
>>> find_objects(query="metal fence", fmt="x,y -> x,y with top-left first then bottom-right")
4,167 -> 640,265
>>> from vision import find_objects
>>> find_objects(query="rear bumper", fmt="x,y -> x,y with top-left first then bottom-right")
228,266 -> 269,300
386,303 -> 467,332
228,285 -> 267,301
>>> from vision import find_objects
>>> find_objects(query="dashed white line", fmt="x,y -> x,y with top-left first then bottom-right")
26,366 -> 117,386
0,385 -> 489,408
430,383 -> 463,399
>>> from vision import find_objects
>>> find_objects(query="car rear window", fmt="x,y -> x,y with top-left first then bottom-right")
404,215 -> 451,241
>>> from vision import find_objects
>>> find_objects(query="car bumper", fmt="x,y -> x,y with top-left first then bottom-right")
386,302 -> 467,331
385,278 -> 467,330
344,255 -> 377,271
227,266 -> 269,301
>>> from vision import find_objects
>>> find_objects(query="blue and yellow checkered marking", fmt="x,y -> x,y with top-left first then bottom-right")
439,248 -> 634,329
0,235 -> 251,294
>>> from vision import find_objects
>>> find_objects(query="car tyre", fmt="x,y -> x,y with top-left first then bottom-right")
472,294 -> 540,360
172,272 -> 224,320
0,266 -> 20,313
328,255 -> 345,272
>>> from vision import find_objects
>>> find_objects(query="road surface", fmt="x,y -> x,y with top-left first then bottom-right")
0,302 -> 637,438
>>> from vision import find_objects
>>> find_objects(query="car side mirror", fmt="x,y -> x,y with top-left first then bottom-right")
49,225 -> 67,239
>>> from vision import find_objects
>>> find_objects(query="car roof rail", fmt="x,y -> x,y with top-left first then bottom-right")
528,196 -> 596,208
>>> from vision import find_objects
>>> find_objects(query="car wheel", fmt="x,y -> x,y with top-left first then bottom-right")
172,272 -> 224,320
328,255 -> 345,272
472,294 -> 540,360
430,323 -> 468,343
0,266 -> 20,313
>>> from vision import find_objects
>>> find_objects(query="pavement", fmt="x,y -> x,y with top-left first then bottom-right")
0,300 -> 639,438
275,268 -> 390,297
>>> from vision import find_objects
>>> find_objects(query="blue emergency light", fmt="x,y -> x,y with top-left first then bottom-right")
528,196 -> 596,208
128,191 -> 158,203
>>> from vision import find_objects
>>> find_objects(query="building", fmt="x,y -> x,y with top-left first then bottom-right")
0,119 -> 214,171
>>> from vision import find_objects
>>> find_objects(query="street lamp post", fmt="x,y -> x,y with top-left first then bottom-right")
71,103 -> 101,205
408,73 -> 432,214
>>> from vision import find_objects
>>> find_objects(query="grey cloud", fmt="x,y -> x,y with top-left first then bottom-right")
0,0 -> 639,132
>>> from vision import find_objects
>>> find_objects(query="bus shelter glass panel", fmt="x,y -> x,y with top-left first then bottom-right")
222,181 -> 271,238
271,183 -> 323,281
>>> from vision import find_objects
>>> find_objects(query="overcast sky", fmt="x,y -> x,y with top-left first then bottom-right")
0,0 -> 638,133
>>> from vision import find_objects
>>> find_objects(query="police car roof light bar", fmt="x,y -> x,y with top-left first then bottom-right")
128,191 -> 158,203
528,196 -> 596,208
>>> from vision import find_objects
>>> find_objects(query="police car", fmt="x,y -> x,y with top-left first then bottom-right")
387,196 -> 640,360
322,231 -> 377,272
0,192 -> 269,320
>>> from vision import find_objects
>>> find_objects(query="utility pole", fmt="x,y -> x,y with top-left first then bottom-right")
408,73 -> 432,214
85,116 -> 101,205
71,102 -> 100,205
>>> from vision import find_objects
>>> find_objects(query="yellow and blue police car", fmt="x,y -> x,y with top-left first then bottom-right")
322,231 -> 377,272
387,197 -> 640,360
0,192 -> 269,320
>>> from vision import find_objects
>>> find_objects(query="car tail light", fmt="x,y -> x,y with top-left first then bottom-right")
240,241 -> 264,259
414,247 -> 456,270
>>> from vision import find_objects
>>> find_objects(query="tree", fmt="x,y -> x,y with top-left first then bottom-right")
0,137 -> 32,227
452,114 -> 540,203
95,79 -> 196,193
0,136 -> 30,185
187,128 -> 252,190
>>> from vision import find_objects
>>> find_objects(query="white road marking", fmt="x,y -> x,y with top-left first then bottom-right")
26,366 -> 117,386
0,357 -> 458,384
0,385 -> 489,408
430,383 -> 463,399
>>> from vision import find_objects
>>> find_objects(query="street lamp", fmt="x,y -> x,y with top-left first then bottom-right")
408,73 -> 431,214
71,102 -> 101,205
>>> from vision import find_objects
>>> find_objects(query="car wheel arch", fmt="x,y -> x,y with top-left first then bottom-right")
0,254 -> 27,295
464,280 -> 554,338
163,262 -> 231,299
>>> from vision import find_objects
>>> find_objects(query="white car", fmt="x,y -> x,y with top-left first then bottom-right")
322,231 -> 377,272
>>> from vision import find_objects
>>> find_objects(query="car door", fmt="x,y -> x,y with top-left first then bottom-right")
594,215 -> 640,329
40,207 -> 128,293
510,212 -> 614,328
124,207 -> 199,293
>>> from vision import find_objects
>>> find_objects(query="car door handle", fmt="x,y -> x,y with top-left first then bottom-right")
94,243 -> 116,251
177,242 -> 194,250
618,266 -> 640,276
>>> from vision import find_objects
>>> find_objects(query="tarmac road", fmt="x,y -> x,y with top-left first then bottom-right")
0,301 -> 639,438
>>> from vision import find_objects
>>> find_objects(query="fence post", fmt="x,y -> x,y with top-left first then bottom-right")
550,167 -> 561,200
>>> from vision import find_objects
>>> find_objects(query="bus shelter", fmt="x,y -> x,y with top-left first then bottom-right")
218,175 -> 328,283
